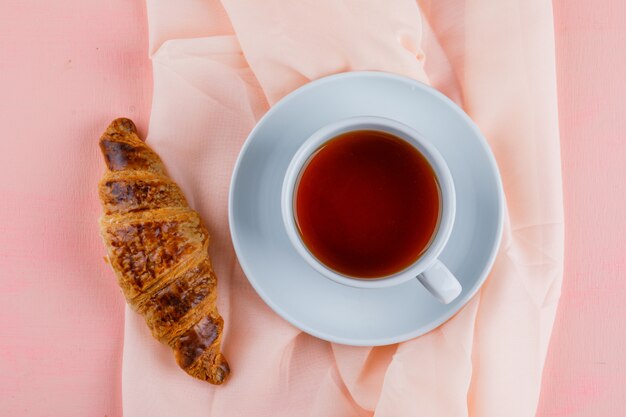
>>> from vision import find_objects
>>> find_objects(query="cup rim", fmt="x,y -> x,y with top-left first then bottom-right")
281,115 -> 456,289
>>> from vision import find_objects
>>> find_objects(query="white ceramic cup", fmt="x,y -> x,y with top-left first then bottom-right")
281,116 -> 462,304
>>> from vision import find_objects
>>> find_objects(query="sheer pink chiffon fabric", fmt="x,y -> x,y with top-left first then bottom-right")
122,1 -> 563,416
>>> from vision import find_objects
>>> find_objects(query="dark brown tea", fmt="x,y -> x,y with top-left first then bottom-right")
295,130 -> 441,278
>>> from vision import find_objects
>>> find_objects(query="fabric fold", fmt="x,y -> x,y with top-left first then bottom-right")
123,0 -> 563,415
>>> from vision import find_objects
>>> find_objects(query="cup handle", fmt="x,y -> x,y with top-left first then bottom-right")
416,260 -> 462,304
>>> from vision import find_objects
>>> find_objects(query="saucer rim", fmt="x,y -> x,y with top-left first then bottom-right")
228,71 -> 504,346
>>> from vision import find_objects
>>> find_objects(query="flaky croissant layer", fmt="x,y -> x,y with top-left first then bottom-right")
98,118 -> 229,384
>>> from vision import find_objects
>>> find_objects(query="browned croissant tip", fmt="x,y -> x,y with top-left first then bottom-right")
106,117 -> 138,136
187,352 -> 230,385
99,117 -> 165,174
211,355 -> 230,385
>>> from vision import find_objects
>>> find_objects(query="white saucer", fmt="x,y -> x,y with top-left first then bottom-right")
229,72 -> 504,346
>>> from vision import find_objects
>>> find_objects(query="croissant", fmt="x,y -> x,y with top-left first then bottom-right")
97,118 -> 229,384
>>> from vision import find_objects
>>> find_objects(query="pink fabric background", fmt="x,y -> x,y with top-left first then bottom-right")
0,1 -> 623,417
131,1 -> 563,416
